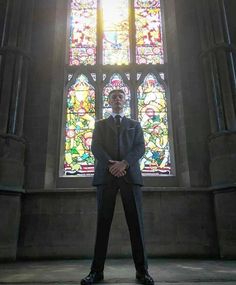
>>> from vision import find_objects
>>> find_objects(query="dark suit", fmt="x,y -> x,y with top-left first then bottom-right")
91,115 -> 148,273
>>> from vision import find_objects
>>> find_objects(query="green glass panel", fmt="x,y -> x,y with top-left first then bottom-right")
138,73 -> 171,174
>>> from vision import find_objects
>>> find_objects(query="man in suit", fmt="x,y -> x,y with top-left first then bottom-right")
81,89 -> 154,285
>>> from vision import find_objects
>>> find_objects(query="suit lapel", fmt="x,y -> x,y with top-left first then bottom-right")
106,115 -> 129,134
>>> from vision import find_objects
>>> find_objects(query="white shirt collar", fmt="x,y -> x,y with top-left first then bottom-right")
111,112 -> 125,119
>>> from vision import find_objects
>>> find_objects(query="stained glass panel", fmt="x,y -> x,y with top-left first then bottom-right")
102,0 -> 130,65
138,74 -> 171,174
64,74 -> 95,175
69,0 -> 97,65
135,0 -> 164,64
103,73 -> 130,118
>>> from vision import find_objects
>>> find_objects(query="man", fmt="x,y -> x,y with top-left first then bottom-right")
81,89 -> 154,285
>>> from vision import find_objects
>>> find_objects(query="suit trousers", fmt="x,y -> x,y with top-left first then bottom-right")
91,175 -> 148,273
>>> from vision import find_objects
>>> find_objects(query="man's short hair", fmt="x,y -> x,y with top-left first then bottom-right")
108,89 -> 125,98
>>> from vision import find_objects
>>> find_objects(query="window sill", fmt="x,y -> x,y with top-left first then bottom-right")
56,175 -> 178,188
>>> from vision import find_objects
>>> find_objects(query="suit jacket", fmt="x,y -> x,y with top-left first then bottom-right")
91,115 -> 145,186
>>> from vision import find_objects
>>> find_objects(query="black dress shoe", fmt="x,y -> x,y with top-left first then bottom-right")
81,271 -> 104,285
136,271 -> 154,285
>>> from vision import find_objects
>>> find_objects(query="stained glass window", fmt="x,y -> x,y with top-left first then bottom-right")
69,0 -> 97,65
64,0 -> 172,176
135,0 -> 164,64
102,0 -> 130,65
138,74 -> 170,174
64,74 -> 95,174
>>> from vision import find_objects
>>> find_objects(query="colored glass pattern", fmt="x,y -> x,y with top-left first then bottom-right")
66,1 -> 171,176
103,73 -> 130,118
135,0 -> 164,64
69,0 -> 97,65
138,74 -> 170,174
64,74 -> 95,175
102,0 -> 130,65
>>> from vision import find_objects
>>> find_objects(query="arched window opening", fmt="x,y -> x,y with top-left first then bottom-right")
63,0 -> 172,176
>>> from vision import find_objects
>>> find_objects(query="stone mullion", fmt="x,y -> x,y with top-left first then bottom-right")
96,0 -> 103,120
129,0 -> 137,120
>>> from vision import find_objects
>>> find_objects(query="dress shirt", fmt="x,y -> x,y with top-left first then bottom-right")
111,112 -> 125,123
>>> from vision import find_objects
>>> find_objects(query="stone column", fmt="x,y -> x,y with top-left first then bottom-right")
197,0 -> 236,258
197,0 -> 236,187
0,0 -> 34,260
0,0 -> 34,188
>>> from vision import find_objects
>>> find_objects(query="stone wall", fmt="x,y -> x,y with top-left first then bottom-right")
17,188 -> 218,259
214,189 -> 236,258
0,191 -> 22,260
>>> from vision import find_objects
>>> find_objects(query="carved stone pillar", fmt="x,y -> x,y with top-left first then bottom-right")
197,0 -> 236,187
0,0 -> 34,188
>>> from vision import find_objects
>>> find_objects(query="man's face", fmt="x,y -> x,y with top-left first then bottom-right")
108,91 -> 126,112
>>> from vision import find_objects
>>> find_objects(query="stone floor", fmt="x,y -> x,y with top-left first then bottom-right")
0,259 -> 236,285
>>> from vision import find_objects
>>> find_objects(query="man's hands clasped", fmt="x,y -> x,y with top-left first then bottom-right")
108,160 -> 129,177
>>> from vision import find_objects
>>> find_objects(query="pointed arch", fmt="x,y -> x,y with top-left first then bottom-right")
137,73 -> 170,174
102,73 -> 131,118
62,0 -> 173,176
64,74 -> 95,175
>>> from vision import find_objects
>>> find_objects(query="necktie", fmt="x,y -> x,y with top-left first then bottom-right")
115,115 -> 121,160
115,114 -> 121,127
